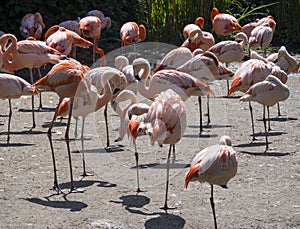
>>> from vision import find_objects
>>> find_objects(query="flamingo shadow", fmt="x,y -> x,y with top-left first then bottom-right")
23,197 -> 87,212
0,142 -> 35,147
58,179 -> 117,190
144,213 -> 185,229
239,150 -> 290,157
131,162 -> 189,170
0,130 -> 45,136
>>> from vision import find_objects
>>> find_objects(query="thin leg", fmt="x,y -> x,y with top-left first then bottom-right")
104,104 -> 110,147
210,185 -> 218,229
74,118 -> 78,139
7,99 -> 12,143
37,67 -> 43,109
160,144 -> 176,211
225,62 -> 229,96
206,95 -> 210,125
135,143 -> 143,193
267,106 -> 271,131
277,102 -> 281,116
263,105 -> 269,152
249,102 -> 256,141
198,96 -> 203,134
93,37 -> 96,63
171,143 -> 176,163
29,69 -> 36,129
81,117 -> 92,177
47,99 -> 63,194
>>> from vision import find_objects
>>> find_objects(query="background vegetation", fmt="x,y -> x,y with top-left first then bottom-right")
0,0 -> 299,52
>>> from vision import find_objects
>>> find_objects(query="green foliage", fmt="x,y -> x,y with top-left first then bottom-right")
0,0 -> 299,52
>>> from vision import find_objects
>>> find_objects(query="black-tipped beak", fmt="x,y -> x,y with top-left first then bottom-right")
134,74 -> 141,81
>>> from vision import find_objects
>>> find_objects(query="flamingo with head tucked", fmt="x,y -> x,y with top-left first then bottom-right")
185,135 -> 237,229
120,22 -> 146,47
128,89 -> 187,210
210,7 -> 241,36
20,12 -> 45,40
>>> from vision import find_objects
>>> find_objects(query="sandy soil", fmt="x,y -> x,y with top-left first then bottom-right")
0,48 -> 300,228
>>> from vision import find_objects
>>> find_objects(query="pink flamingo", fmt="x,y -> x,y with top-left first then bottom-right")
181,28 -> 215,52
185,135 -> 237,229
20,12 -> 45,40
128,89 -> 187,210
79,16 -> 106,65
0,73 -> 38,143
87,10 -> 111,30
33,59 -> 92,193
228,59 -> 287,140
55,68 -> 122,177
120,22 -> 146,47
210,7 -> 241,36
0,33 -> 64,127
240,75 -> 290,151
242,15 -> 275,38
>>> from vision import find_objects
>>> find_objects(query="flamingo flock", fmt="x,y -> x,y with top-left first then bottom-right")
0,6 -> 299,229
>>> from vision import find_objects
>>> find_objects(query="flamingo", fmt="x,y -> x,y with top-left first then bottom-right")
55,69 -> 122,177
120,22 -> 146,47
242,15 -> 275,38
207,32 -> 248,92
210,7 -> 241,36
182,17 -> 204,40
240,75 -> 290,151
111,89 -> 149,142
185,135 -> 237,229
87,10 -> 112,30
20,12 -> 45,40
44,25 -> 93,57
0,33 -> 64,127
88,66 -> 128,148
250,46 -> 297,75
248,19 -> 276,57
228,59 -> 287,140
0,73 -> 39,143
181,28 -> 215,52
33,59 -> 92,193
132,57 -> 214,133
79,16 -> 106,65
128,89 -> 187,210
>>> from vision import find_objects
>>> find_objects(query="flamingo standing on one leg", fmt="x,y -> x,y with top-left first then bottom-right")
0,73 -> 39,143
0,33 -> 64,128
79,16 -> 106,65
128,89 -> 187,210
210,7 -> 241,36
120,22 -> 146,48
240,75 -> 290,152
55,69 -> 123,177
185,135 -> 238,229
33,59 -> 92,193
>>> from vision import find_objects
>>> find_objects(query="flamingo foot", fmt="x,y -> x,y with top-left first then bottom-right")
80,171 -> 94,177
69,186 -> 85,193
160,204 -> 177,211
136,188 -> 146,193
53,183 -> 64,195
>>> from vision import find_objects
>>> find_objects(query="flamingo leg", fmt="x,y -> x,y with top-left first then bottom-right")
29,69 -> 36,129
134,142 -> 143,193
198,96 -> 203,134
210,185 -> 218,229
249,101 -> 257,141
207,95 -> 210,125
7,99 -> 12,143
263,105 -> 269,152
47,99 -> 63,194
104,104 -> 110,148
74,118 -> 78,139
160,144 -> 176,211
65,99 -> 82,193
37,67 -> 43,110
80,117 -> 93,177
267,106 -> 271,131
277,102 -> 281,116
225,62 -> 229,96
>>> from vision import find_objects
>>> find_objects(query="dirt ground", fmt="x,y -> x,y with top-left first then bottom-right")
0,47 -> 300,228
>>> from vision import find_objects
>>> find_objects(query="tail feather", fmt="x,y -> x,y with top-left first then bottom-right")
228,76 -> 242,96
185,163 -> 200,188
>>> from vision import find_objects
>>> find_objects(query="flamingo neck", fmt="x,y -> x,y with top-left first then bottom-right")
95,82 -> 112,111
